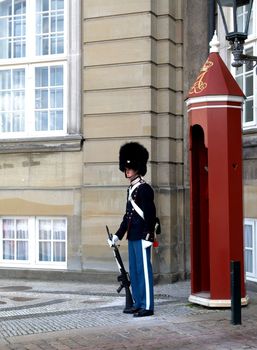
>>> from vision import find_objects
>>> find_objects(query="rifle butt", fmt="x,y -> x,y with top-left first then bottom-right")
123,286 -> 134,312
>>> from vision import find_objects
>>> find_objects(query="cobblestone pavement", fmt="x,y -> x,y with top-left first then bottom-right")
0,279 -> 256,349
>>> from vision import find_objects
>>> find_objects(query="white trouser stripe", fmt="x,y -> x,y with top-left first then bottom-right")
141,241 -> 150,310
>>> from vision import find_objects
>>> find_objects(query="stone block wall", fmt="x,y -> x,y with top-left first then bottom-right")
82,0 -> 185,281
0,0 -> 211,281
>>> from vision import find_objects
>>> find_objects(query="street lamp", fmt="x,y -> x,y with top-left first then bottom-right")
217,0 -> 257,67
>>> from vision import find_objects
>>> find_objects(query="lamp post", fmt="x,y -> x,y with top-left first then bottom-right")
217,0 -> 257,67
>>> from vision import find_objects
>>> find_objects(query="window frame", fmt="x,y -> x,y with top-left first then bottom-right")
0,0 -> 82,152
36,216 -> 67,267
0,216 -> 67,269
233,44 -> 256,129
229,2 -> 257,130
0,60 -> 68,138
0,217 -> 30,262
244,218 -> 257,281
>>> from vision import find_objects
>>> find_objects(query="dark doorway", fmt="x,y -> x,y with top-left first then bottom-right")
191,125 -> 210,294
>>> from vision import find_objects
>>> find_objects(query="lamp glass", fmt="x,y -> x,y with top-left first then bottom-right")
217,0 -> 252,40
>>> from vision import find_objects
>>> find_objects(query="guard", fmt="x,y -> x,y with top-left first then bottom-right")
108,142 -> 156,317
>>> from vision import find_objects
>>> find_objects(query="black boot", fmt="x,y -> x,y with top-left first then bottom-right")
123,307 -> 140,314
133,309 -> 154,317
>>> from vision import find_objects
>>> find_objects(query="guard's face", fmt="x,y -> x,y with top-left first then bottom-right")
125,168 -> 138,180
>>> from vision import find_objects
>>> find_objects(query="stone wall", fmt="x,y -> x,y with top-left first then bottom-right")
183,0 -> 210,277
82,0 -> 185,281
0,0 -> 211,282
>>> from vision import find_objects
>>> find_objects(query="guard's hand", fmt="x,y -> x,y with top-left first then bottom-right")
107,234 -> 119,247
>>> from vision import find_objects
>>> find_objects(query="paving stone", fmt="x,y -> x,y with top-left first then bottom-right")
0,279 -> 256,349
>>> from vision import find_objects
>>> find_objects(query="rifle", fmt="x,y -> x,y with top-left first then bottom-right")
106,225 -> 133,313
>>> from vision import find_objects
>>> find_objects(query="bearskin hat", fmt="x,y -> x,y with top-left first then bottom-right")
119,142 -> 149,176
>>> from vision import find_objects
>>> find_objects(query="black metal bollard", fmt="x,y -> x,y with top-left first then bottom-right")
230,261 -> 241,325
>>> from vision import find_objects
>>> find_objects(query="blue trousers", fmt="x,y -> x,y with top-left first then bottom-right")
128,239 -> 154,311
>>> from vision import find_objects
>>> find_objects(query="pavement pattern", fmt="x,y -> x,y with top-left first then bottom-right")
0,279 -> 256,349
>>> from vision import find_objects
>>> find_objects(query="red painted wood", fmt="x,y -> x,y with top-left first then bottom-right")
187,52 -> 246,302
188,52 -> 244,98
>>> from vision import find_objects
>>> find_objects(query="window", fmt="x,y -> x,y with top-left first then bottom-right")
2,218 -> 29,260
35,65 -> 65,132
0,68 -> 26,133
0,0 -> 66,138
35,0 -> 65,56
37,218 -> 66,263
0,0 -> 26,59
244,219 -> 257,281
235,46 -> 255,128
228,3 -> 257,130
0,216 -> 67,268
0,0 -> 81,144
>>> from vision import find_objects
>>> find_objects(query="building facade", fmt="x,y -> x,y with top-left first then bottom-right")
216,1 -> 257,283
238,2 -> 257,283
222,1 -> 257,283
0,0 -> 211,282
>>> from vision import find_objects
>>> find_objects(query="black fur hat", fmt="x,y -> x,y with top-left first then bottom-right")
119,142 -> 149,176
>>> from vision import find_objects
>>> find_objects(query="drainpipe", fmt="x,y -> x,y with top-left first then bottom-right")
208,0 -> 216,43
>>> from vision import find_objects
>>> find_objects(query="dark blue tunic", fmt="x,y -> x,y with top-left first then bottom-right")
115,180 -> 156,241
